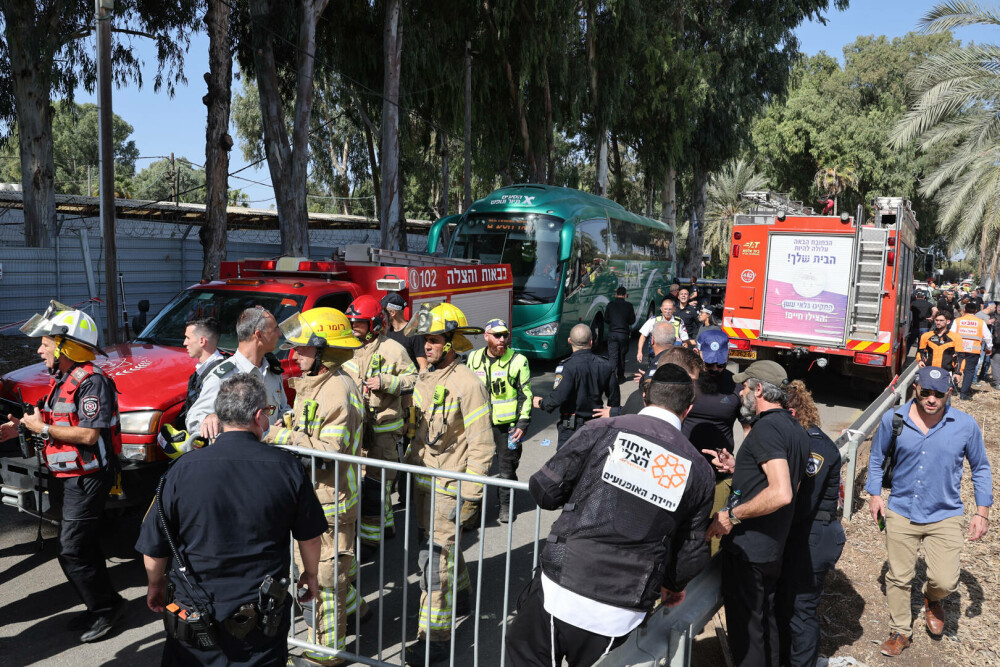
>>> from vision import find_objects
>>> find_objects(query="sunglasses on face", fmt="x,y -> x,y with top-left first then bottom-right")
918,388 -> 947,399
490,332 -> 510,339
264,405 -> 277,416
706,363 -> 726,371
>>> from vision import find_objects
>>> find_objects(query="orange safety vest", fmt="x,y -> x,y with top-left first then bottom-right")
42,363 -> 122,478
953,315 -> 986,354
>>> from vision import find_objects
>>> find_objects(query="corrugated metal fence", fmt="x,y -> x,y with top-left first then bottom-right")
0,212 -> 427,340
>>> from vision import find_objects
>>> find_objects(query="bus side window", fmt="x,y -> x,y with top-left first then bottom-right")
575,219 -> 608,288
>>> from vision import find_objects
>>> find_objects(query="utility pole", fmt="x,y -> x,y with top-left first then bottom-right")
463,41 -> 472,212
170,152 -> 177,205
87,165 -> 91,197
96,0 -> 120,344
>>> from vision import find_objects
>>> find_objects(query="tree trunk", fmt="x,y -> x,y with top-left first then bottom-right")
483,1 -> 534,180
978,223 -> 990,282
201,0 -> 233,280
5,1 -> 57,247
350,86 -> 381,218
662,166 -> 676,270
610,132 -> 623,201
250,0 -> 328,257
379,0 -> 403,251
586,1 -> 607,197
440,133 -> 449,217
683,167 -> 708,278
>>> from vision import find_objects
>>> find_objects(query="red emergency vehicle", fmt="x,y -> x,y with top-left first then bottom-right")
0,246 -> 511,520
722,193 -> 917,388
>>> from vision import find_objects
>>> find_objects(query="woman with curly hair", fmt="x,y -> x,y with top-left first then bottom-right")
775,380 -> 845,667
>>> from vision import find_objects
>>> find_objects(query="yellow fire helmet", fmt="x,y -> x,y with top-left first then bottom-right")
20,300 -> 102,362
279,307 -> 360,367
403,302 -> 484,353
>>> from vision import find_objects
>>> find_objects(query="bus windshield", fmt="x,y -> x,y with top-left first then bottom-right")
449,213 -> 563,304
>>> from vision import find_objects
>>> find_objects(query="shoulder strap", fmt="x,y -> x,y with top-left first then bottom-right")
882,410 -> 905,469
212,360 -> 237,379
195,357 -> 230,393
264,352 -> 282,375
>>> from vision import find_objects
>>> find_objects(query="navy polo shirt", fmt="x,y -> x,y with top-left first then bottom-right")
135,430 -> 327,620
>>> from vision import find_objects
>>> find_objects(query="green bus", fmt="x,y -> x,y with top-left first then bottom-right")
427,184 -> 674,360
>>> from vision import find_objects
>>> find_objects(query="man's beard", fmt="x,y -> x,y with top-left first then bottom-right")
740,390 -> 757,422
697,372 -> 721,395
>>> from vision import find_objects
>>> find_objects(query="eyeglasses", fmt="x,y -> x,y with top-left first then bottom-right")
917,388 -> 947,399
705,363 -> 726,371
264,405 -> 277,416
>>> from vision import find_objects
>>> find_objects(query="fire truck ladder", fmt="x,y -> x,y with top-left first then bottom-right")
739,191 -> 814,215
849,226 -> 889,338
335,244 -> 480,267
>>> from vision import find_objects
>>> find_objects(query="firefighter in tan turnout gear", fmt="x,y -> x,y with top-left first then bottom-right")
402,303 -> 493,666
263,307 -> 366,667
343,295 -> 418,554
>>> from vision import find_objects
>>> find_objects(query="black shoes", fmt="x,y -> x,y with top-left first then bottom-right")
66,610 -> 94,631
498,505 -> 510,524
80,597 -> 126,643
404,640 -> 450,665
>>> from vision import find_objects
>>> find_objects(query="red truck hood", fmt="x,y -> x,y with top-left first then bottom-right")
1,342 -> 195,412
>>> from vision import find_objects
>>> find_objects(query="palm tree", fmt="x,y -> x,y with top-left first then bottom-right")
813,164 -> 858,215
703,158 -> 768,265
890,1 -> 1000,284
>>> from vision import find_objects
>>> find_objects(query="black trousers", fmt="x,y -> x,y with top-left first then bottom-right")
722,549 -> 783,667
556,419 -> 587,450
607,333 -> 629,381
775,521 -> 845,667
161,603 -> 291,667
51,470 -> 122,614
505,573 -> 629,667
490,423 -> 522,509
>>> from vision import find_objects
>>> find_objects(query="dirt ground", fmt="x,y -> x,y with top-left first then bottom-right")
821,385 -> 1000,667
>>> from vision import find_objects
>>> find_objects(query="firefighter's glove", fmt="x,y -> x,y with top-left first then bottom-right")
449,499 -> 481,528
281,410 -> 295,429
157,424 -> 206,460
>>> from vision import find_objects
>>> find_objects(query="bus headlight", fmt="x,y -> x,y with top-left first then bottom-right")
119,410 -> 162,435
525,321 -> 558,337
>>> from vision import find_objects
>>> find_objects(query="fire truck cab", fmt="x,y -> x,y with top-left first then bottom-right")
723,193 -> 917,388
0,246 -> 512,523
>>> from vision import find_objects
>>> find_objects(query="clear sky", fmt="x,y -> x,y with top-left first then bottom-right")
73,1 -> 999,207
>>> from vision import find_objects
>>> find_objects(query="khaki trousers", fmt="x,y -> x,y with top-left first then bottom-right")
297,504 -> 358,655
884,508 -> 963,635
414,486 -> 471,641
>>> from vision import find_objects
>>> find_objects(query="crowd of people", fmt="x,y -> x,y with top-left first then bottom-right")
1,280 -> 993,667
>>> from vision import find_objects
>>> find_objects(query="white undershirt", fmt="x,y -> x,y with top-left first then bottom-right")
541,405 -> 682,636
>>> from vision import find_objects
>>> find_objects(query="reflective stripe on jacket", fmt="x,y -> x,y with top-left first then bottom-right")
43,363 -> 121,478
466,347 -> 533,428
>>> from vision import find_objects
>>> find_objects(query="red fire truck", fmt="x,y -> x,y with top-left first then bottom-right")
722,193 -> 918,388
0,245 -> 511,522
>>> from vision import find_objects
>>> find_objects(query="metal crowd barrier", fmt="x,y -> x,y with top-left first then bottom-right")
276,444 -> 543,667
836,359 -> 919,517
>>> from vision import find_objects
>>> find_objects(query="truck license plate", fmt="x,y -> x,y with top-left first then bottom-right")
729,349 -> 757,360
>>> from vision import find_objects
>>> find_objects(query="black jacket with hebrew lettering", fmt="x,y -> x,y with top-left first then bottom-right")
529,412 -> 715,611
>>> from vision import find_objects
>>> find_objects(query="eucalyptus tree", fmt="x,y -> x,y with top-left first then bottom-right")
0,0 -> 200,246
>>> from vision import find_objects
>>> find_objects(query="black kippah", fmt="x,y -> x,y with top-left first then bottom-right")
649,363 -> 692,385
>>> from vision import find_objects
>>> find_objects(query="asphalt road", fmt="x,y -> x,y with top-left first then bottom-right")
0,339 -> 869,667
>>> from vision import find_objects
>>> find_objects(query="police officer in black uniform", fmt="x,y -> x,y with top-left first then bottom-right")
676,286 -> 700,339
136,373 -> 328,666
604,286 -> 636,383
532,323 -> 620,449
506,364 -> 715,667
775,380 -> 844,667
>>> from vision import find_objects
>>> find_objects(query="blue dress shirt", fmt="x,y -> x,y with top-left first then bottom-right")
866,401 -> 993,523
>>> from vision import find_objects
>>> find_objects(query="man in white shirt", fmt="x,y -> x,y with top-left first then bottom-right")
175,317 -> 227,429
505,364 -> 714,667
637,297 -> 688,364
186,307 -> 290,438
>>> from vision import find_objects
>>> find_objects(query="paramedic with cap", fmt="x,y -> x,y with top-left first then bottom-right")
467,318 -> 533,523
866,365 -> 992,658
1,301 -> 126,642
505,364 -> 714,667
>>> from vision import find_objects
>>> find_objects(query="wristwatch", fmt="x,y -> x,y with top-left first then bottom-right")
727,506 -> 741,525
40,424 -> 50,441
